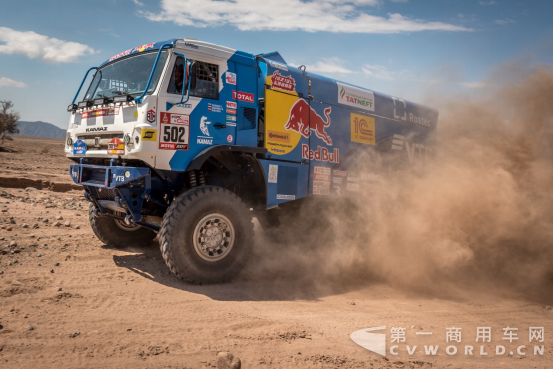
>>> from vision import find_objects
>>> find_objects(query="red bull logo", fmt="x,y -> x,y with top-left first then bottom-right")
285,99 -> 333,145
302,144 -> 339,163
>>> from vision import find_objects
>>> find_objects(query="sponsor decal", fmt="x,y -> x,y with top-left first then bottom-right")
268,164 -> 278,183
351,113 -> 375,145
337,82 -> 375,112
226,122 -> 237,127
347,172 -> 359,182
226,115 -> 237,122
227,134 -> 233,143
232,90 -> 255,103
108,43 -> 154,62
208,103 -> 223,113
197,138 -> 213,145
200,116 -> 211,137
166,102 -> 192,111
302,145 -> 339,163
277,194 -> 295,200
86,127 -> 108,132
270,70 -> 296,92
184,42 -> 198,49
226,108 -> 237,115
81,107 -> 120,119
107,137 -> 125,155
197,116 -> 213,145
160,112 -> 190,125
391,134 -> 433,165
141,129 -> 157,141
133,43 -> 154,53
109,48 -> 133,62
392,97 -> 406,121
268,130 -> 290,144
159,124 -> 189,151
225,72 -> 237,85
333,177 -> 343,184
226,101 -> 237,109
146,109 -> 156,123
333,170 -> 346,176
392,97 -> 432,127
73,139 -> 86,155
314,172 -> 330,182
409,113 -> 432,127
269,60 -> 288,71
313,166 -> 331,196
285,100 -> 333,145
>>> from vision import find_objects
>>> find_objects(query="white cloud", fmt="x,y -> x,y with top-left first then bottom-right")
0,77 -> 27,88
141,0 -> 472,33
304,57 -> 355,75
495,18 -> 515,25
362,64 -> 402,80
132,0 -> 144,5
0,27 -> 95,63
478,1 -> 496,5
390,0 -> 409,3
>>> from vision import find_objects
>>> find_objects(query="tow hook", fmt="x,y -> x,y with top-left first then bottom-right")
124,214 -> 134,225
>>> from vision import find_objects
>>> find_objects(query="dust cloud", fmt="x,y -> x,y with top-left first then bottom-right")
245,63 -> 553,304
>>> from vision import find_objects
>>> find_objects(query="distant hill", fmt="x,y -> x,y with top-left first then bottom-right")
15,121 -> 66,140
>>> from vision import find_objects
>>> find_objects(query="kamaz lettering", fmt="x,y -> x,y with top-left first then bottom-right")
65,38 -> 437,285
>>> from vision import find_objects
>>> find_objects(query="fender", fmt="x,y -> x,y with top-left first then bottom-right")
185,145 -> 267,171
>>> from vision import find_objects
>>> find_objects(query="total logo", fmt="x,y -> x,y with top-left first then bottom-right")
232,90 -> 254,103
285,100 -> 333,146
198,116 -> 213,145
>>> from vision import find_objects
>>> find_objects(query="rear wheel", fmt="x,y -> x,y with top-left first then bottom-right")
159,186 -> 253,284
88,204 -> 157,248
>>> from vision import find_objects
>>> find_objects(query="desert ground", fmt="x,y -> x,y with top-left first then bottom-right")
0,136 -> 551,369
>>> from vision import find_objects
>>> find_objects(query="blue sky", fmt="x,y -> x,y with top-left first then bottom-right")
0,0 -> 551,129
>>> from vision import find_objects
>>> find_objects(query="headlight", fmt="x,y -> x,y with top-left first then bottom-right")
66,137 -> 73,147
124,134 -> 131,145
124,171 -> 131,179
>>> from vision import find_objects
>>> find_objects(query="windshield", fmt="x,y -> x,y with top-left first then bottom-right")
84,50 -> 169,100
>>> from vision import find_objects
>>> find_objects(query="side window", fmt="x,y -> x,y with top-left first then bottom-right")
190,61 -> 219,100
167,56 -> 186,95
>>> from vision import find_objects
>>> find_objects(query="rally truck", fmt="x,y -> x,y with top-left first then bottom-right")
66,38 -> 437,284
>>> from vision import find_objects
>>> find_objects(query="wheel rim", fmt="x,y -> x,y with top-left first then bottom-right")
193,213 -> 235,262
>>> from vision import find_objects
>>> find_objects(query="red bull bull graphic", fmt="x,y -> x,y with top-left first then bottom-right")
285,99 -> 333,146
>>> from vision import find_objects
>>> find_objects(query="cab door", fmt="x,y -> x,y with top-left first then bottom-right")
156,53 -> 235,170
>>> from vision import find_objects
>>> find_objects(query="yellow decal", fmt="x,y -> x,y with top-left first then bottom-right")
350,113 -> 375,145
264,75 -> 302,155
141,129 -> 157,141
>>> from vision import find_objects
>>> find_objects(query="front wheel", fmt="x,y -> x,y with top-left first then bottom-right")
88,204 -> 157,248
159,186 -> 254,284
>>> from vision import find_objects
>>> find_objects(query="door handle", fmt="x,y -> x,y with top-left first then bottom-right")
214,123 -> 227,128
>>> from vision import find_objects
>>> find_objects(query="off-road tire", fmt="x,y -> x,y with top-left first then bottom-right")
159,186 -> 254,284
88,204 -> 157,248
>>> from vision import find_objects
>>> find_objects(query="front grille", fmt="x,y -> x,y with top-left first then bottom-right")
76,134 -> 124,150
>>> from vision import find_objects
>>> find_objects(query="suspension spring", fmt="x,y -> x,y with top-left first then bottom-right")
198,171 -> 206,186
188,171 -> 197,188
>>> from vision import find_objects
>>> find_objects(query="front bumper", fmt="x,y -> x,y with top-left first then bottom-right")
70,159 -> 153,225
